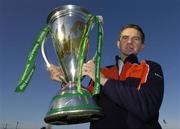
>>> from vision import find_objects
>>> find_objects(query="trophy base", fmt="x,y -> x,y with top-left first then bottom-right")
44,109 -> 103,125
44,86 -> 103,125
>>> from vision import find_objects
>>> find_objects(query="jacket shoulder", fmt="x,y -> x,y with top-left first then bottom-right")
145,60 -> 163,77
145,60 -> 162,68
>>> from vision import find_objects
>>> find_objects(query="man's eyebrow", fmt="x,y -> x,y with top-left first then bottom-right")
133,36 -> 141,38
121,35 -> 129,37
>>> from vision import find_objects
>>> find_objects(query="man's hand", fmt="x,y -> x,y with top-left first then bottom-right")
47,64 -> 65,82
82,60 -> 108,86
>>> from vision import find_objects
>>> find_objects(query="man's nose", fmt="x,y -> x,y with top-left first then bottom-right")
127,38 -> 133,44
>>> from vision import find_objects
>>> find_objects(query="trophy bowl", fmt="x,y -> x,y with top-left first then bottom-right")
43,5 -> 104,125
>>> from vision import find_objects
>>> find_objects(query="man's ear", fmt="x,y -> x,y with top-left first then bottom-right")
117,40 -> 120,49
140,44 -> 145,51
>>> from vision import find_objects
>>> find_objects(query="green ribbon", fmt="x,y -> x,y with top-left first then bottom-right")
93,17 -> 103,95
15,25 -> 50,92
77,16 -> 103,95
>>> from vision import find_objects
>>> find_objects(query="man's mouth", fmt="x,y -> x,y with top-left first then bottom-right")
126,46 -> 134,52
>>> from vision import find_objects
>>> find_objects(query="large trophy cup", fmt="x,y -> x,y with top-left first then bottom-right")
42,5 -> 104,125
15,5 -> 104,125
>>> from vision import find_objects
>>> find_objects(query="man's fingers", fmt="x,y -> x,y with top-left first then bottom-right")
47,64 -> 64,82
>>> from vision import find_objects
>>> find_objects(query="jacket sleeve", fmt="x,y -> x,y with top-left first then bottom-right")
102,62 -> 164,122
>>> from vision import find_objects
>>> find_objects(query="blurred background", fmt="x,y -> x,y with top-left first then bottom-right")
0,0 -> 179,129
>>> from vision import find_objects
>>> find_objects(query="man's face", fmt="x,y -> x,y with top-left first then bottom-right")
117,28 -> 144,57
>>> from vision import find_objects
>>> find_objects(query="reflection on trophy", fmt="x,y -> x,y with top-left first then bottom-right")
41,5 -> 104,125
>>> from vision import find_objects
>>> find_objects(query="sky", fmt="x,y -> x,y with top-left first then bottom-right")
0,0 -> 180,129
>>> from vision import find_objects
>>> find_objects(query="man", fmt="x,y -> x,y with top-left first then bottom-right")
48,24 -> 164,129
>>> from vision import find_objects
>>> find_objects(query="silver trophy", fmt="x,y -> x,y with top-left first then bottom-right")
41,5 -> 104,125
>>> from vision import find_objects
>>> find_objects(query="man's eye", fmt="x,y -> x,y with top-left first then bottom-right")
122,36 -> 128,40
133,37 -> 140,41
134,38 -> 139,40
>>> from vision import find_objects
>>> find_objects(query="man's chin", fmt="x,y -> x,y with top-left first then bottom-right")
120,52 -> 136,59
124,52 -> 135,56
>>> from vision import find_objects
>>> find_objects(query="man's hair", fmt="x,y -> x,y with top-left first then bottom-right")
120,24 -> 145,43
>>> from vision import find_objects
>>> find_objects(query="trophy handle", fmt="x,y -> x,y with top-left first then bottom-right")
77,15 -> 103,95
41,37 -> 67,83
41,38 -> 51,68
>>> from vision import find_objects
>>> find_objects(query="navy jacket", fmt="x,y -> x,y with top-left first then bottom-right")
89,54 -> 164,129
